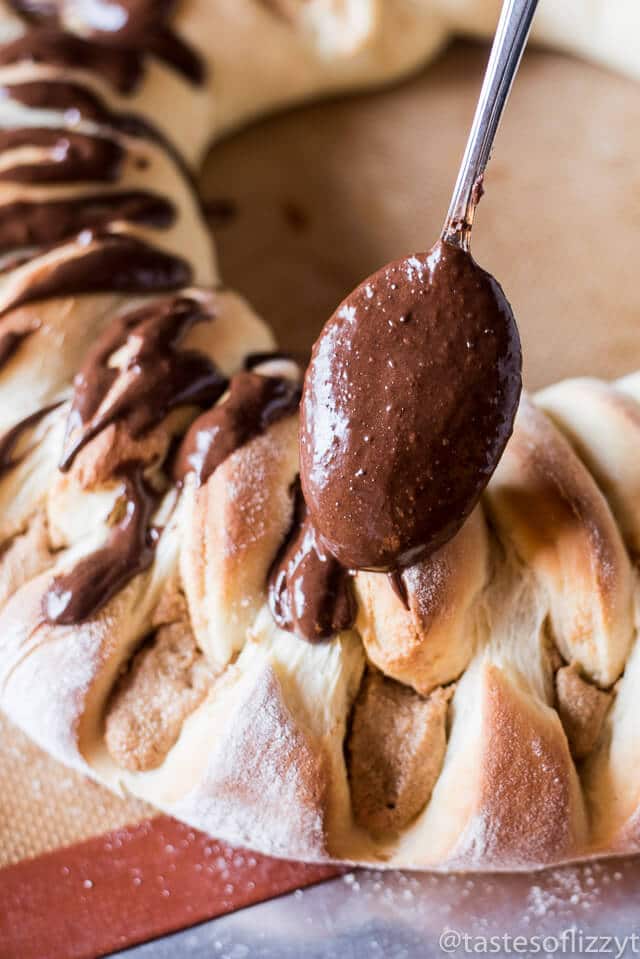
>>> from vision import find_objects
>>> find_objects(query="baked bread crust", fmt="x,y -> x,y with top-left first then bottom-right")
0,0 -> 638,871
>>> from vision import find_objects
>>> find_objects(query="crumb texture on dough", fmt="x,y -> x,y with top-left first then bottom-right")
555,662 -> 612,761
347,669 -> 452,837
105,609 -> 215,772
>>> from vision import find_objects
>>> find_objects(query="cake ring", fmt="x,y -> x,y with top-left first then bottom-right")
0,0 -> 638,871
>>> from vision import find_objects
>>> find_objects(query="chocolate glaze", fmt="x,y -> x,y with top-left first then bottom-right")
141,20 -> 204,86
243,350 -> 301,371
43,294 -> 228,625
43,462 -> 158,624
387,569 -> 409,610
2,75 -> 199,182
174,370 -> 301,486
61,0 -> 203,85
2,80 -> 161,142
300,239 -> 522,570
0,401 -> 62,475
61,294 -> 226,470
268,482 -> 356,643
0,127 -> 123,183
0,192 -> 175,253
6,0 -> 204,88
0,5 -> 207,629
0,29 -> 144,94
0,234 -> 192,317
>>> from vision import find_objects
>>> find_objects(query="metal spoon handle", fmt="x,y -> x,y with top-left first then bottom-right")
442,0 -> 539,249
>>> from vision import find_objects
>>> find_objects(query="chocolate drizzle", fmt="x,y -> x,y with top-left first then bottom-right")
61,0 -> 204,86
2,80 -> 162,142
0,78 -> 194,180
0,29 -> 144,94
243,350 -> 301,371
5,0 -> 204,90
268,482 -> 356,643
61,294 -> 226,470
0,401 -> 62,475
0,127 -> 123,184
174,370 -> 301,486
387,569 -> 409,610
0,0 -> 216,626
43,462 -> 158,625
0,192 -> 175,254
0,3 -> 204,295
40,294 -> 230,625
0,234 -> 192,317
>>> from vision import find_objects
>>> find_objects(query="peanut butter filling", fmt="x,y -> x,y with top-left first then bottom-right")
347,669 -> 452,837
555,662 -> 612,761
105,594 -> 215,772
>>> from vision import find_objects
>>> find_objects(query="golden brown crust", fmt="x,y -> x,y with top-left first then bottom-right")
385,653 -> 589,871
168,658 -> 333,861
179,413 -> 299,668
458,664 -> 588,870
393,659 -> 586,870
538,377 -> 640,556
355,506 -> 489,694
485,394 -> 635,687
581,605 -> 640,855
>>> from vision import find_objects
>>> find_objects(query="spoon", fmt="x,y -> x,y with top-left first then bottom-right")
300,0 -> 539,572
442,0 -> 540,250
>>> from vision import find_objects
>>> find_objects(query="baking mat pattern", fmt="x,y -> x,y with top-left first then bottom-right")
0,712 -> 152,869
0,814 -> 339,959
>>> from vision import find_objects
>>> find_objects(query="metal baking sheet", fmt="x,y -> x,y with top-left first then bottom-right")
115,856 -> 640,957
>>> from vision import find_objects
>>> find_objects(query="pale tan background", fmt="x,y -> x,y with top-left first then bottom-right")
205,42 -> 640,388
1,40 -> 638,869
